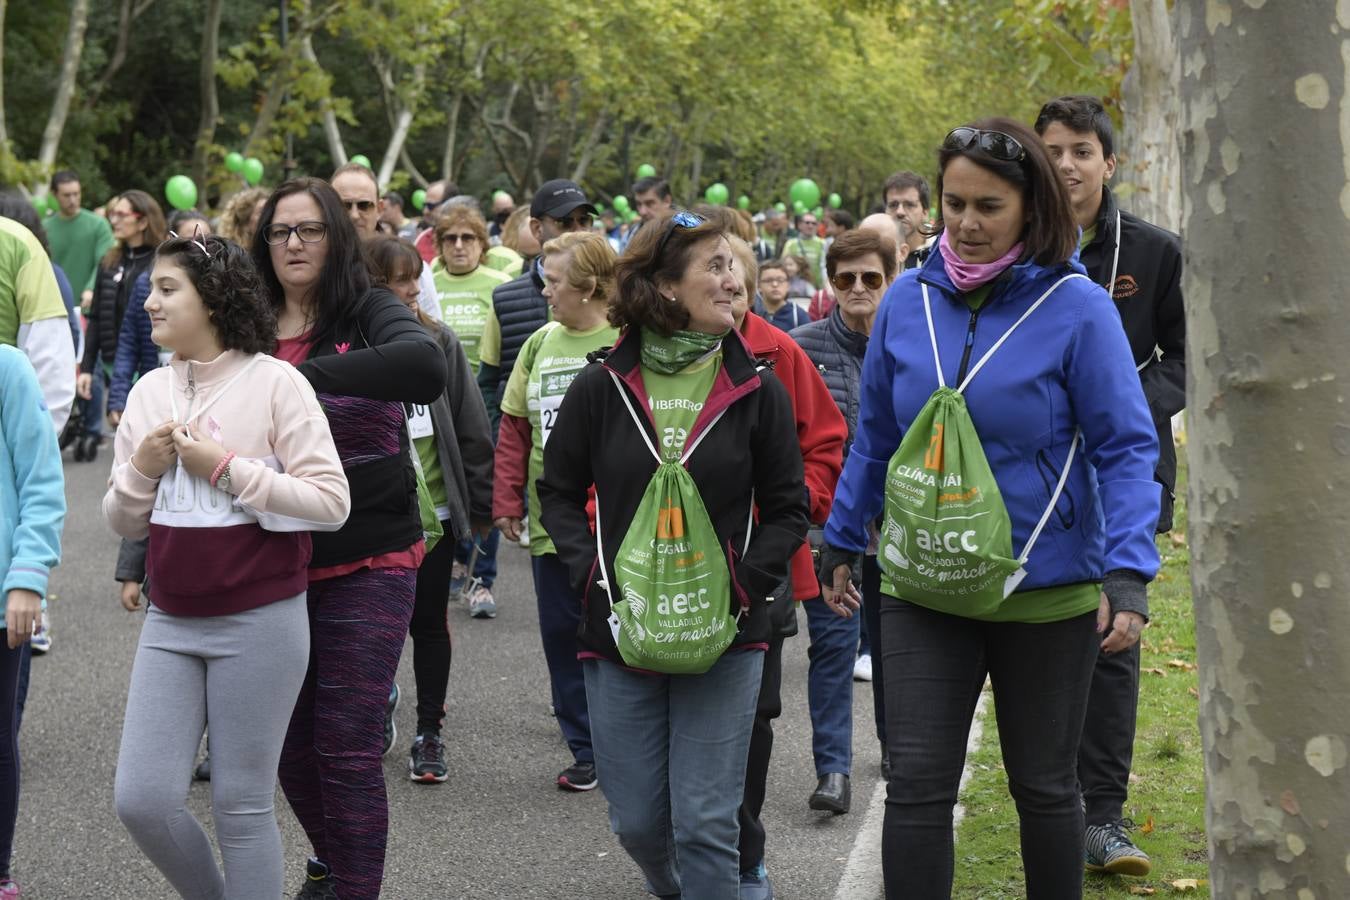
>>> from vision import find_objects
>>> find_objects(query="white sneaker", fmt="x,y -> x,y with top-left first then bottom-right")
29,611 -> 52,654
516,519 -> 531,549
467,583 -> 497,619
852,653 -> 873,682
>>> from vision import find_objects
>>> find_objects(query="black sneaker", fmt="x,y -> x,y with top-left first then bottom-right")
1085,819 -> 1152,876
557,760 -> 598,791
382,683 -> 399,756
294,857 -> 338,899
409,733 -> 448,783
193,752 -> 211,782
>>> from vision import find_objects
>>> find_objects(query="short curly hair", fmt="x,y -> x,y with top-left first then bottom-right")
216,188 -> 269,248
433,206 -> 490,267
155,235 -> 277,354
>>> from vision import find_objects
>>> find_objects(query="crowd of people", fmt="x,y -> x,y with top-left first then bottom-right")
0,92 -> 1186,899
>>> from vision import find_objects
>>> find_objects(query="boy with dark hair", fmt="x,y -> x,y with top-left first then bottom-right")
1035,92 -> 1186,880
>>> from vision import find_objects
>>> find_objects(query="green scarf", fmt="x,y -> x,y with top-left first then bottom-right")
640,326 -> 727,375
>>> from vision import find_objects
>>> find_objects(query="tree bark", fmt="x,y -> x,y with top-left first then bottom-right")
374,57 -> 425,190
189,0 -> 224,207
83,0 -> 156,111
303,35 -> 346,168
570,111 -> 609,184
36,0 -> 89,178
1120,0 -> 1181,232
1181,0 -> 1350,894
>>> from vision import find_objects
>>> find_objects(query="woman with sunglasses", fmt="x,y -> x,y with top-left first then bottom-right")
820,119 -> 1160,899
251,177 -> 448,900
429,207 -> 511,618
537,212 -> 809,899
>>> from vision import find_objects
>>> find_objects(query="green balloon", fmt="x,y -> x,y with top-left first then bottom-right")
736,195 -> 750,210
165,175 -> 198,211
813,205 -> 824,217
788,178 -> 822,211
774,202 -> 787,213
411,189 -> 427,209
704,182 -> 729,206
613,194 -> 630,212
242,157 -> 265,186
793,200 -> 807,215
225,152 -> 244,174
31,195 -> 50,216
636,163 -> 656,178
349,154 -> 372,170
828,192 -> 842,209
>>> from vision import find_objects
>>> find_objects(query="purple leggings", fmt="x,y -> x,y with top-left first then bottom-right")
278,567 -> 416,899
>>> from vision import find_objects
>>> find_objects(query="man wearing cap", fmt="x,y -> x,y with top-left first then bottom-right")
477,179 -> 596,431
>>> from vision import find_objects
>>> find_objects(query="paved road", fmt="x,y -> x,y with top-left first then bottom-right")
14,450 -> 885,899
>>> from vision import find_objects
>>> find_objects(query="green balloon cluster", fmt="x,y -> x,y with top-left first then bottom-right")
613,195 -> 630,213
165,175 -> 198,211
737,195 -> 750,210
411,189 -> 427,210
704,183 -> 729,206
828,192 -> 842,209
789,178 -> 821,211
636,163 -> 657,178
349,154 -> 372,170
792,200 -> 807,215
242,157 -> 264,186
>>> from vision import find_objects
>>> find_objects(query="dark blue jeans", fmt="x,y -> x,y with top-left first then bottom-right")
529,553 -> 592,764
803,597 -> 860,776
0,635 -> 25,877
454,529 -> 499,587
879,597 -> 1098,900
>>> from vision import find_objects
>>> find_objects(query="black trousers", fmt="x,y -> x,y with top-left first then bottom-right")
879,597 -> 1098,900
1077,641 -> 1141,825
408,524 -> 456,735
860,555 -> 886,748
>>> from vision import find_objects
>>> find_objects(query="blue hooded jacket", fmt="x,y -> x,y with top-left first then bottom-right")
824,245 -> 1160,598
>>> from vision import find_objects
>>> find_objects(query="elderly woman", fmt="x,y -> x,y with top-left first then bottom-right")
790,228 -> 897,789
820,119 -> 1160,898
538,212 -> 809,899
493,231 -> 620,793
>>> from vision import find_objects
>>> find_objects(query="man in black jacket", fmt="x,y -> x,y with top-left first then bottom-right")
1036,95 -> 1186,880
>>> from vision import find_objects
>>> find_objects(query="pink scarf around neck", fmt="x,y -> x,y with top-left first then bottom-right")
938,229 -> 1024,292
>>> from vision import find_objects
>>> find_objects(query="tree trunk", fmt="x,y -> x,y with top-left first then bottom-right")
442,90 -> 464,182
36,0 -> 89,178
303,35 -> 346,168
189,0 -> 224,208
570,112 -> 609,184
1181,1 -> 1350,895
1120,0 -> 1181,232
83,0 -> 156,111
374,58 -> 425,190
0,0 -> 9,149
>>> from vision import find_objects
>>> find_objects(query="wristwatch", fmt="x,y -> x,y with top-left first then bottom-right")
215,459 -> 233,494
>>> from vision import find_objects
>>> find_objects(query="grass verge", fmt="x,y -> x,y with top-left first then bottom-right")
950,465 -> 1209,898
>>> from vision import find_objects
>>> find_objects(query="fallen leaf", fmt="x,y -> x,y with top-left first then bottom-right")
1129,888 -> 1157,896
1170,878 -> 1201,891
1141,816 -> 1155,835
1170,532 -> 1188,548
1280,790 -> 1301,816
1128,772 -> 1143,784
1168,659 -> 1198,671
1144,667 -> 1168,677
1188,687 -> 1199,698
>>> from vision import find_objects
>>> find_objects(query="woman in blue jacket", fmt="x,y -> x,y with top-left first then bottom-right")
819,118 -> 1160,899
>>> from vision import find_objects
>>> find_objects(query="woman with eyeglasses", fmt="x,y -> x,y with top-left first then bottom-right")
76,190 -> 167,463
250,177 -> 448,900
820,119 -> 1161,899
537,212 -> 809,899
428,206 -> 512,618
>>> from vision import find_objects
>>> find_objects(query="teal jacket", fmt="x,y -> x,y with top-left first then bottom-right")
0,345 -> 65,611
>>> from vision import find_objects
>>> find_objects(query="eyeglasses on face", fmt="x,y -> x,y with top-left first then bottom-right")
263,221 -> 329,245
343,199 -> 377,213
440,232 -> 478,245
830,270 -> 885,292
887,198 -> 920,211
943,127 -> 1027,162
655,211 -> 707,259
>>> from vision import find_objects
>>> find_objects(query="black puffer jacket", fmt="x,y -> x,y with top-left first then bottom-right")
82,245 -> 154,373
790,306 -> 868,458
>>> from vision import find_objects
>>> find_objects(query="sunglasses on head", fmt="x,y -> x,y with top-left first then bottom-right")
654,211 -> 707,259
343,199 -> 377,212
830,271 -> 885,292
943,127 -> 1027,162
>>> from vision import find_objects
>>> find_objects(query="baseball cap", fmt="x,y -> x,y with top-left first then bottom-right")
531,179 -> 597,219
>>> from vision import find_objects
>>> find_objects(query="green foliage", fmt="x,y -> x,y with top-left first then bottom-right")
1,0 -> 1136,213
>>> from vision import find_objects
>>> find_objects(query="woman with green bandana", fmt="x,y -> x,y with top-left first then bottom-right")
538,212 -> 809,900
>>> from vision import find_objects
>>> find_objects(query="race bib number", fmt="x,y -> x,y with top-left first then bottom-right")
405,402 -> 434,440
536,362 -> 583,447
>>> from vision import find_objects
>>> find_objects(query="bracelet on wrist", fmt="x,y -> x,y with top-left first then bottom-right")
209,451 -> 236,488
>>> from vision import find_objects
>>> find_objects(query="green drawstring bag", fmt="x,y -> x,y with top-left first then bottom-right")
878,276 -> 1084,617
406,413 -> 444,555
595,372 -> 750,674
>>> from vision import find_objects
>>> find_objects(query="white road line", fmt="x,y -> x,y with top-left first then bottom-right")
833,688 -> 992,900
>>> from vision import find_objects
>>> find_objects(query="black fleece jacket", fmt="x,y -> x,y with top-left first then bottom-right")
537,327 -> 809,666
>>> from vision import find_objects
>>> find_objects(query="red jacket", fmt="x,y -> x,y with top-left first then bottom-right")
740,313 -> 845,601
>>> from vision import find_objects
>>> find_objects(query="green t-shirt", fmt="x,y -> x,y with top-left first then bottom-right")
969,581 -> 1101,624
431,261 -> 512,371
485,245 -> 524,278
0,218 -> 68,347
639,352 -> 722,462
405,402 -> 450,521
44,209 -> 114,295
501,320 -> 619,555
1079,223 -> 1098,251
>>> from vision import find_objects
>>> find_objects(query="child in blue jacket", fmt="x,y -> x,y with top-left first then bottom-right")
0,344 -> 66,896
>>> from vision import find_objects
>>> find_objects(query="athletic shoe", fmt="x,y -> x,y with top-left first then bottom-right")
382,684 -> 400,756
739,862 -> 774,900
516,517 -> 531,548
29,611 -> 51,654
294,857 -> 338,899
1085,819 -> 1152,876
852,653 -> 872,682
409,733 -> 448,783
467,583 -> 497,619
194,752 -> 211,782
0,878 -> 20,897
557,760 -> 598,791
449,562 -> 468,599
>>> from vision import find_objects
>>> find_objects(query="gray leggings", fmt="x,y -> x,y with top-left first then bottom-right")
115,594 -> 309,899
